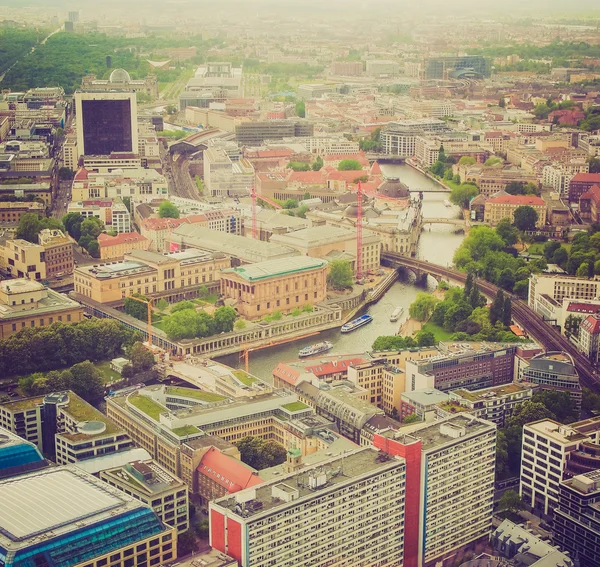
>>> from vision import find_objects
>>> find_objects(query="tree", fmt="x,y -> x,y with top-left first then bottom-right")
129,342 -> 155,372
498,490 -> 525,514
87,239 -> 100,258
402,413 -> 420,424
311,156 -> 323,171
177,530 -> 197,556
458,156 -> 476,166
158,200 -> 179,219
156,298 -> 169,312
589,157 -> 600,174
235,436 -> 287,470
503,296 -> 512,327
68,361 -> 105,404
338,159 -> 362,171
283,199 -> 299,209
287,162 -> 310,172
577,262 -> 590,277
498,269 -> 516,292
58,167 -> 74,180
449,183 -> 479,209
213,306 -> 237,333
327,260 -> 353,290
415,330 -> 435,346
295,101 -> 305,118
409,293 -> 438,322
553,247 -> 569,268
124,294 -> 150,322
443,301 -> 473,331
490,290 -> 505,326
533,390 -> 579,423
513,206 -> 539,231
195,519 -> 210,539
496,218 -> 519,246
15,213 -> 42,243
62,212 -> 84,241
544,240 -> 561,261
484,156 -> 503,167
80,217 -> 104,239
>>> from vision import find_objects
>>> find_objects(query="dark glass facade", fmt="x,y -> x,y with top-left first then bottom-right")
81,100 -> 133,155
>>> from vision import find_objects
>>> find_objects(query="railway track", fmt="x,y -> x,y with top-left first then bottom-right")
381,252 -> 600,390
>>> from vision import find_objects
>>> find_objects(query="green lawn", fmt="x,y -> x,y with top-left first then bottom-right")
420,322 -> 454,343
172,425 -> 200,437
129,394 -> 167,421
527,241 -> 571,256
95,361 -> 123,385
194,294 -> 218,305
281,401 -> 309,412
232,370 -> 257,386
166,386 -> 225,402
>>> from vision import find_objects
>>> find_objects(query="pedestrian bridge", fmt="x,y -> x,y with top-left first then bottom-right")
422,217 -> 466,227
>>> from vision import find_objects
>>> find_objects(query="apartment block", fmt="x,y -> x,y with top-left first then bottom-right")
71,168 -> 168,201
210,447 -> 408,567
554,470 -> 600,567
99,459 -> 189,533
98,231 -> 150,260
520,417 -> 600,518
373,414 -> 497,567
381,119 -> 449,157
234,120 -> 314,146
568,172 -> 600,203
404,342 -> 519,393
529,273 -> 600,318
448,382 -> 537,426
484,194 -> 547,227
400,389 -> 450,421
331,61 -> 364,76
74,248 -> 230,303
0,201 -> 45,226
346,358 -> 404,414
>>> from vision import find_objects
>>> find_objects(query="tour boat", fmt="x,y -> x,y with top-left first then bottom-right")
389,307 -> 403,322
341,314 -> 373,333
298,341 -> 334,358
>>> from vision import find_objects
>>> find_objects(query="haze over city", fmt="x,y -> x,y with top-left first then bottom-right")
1,2 -> 600,567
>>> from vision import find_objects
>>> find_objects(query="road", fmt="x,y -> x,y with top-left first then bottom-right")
381,253 -> 600,391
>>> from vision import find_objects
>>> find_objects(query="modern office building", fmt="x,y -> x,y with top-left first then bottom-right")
554,470 -> 600,567
179,63 -> 242,110
380,119 -> 449,156
235,120 -> 314,146
0,467 -> 177,567
203,143 -> 254,197
99,459 -> 189,533
75,92 -> 138,158
365,60 -> 400,76
0,425 -> 48,479
520,417 -> 600,518
521,352 -> 582,408
399,389 -> 450,421
210,447 -> 408,567
0,391 -> 132,464
0,279 -> 83,339
420,55 -> 490,80
330,61 -> 363,76
404,342 -> 519,393
220,257 -> 328,319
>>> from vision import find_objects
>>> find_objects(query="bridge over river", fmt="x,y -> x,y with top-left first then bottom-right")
381,252 -> 600,390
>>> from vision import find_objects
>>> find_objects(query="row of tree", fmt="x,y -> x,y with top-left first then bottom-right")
62,212 -> 104,257
0,319 -> 140,377
371,332 -> 435,352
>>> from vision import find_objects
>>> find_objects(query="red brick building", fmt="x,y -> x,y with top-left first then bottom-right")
569,173 -> 600,203
579,184 -> 600,223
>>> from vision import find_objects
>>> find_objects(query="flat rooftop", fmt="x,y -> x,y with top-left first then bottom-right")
103,459 -> 184,494
401,388 -> 449,406
214,447 -> 401,518
222,256 -> 327,282
524,419 -> 588,444
0,468 -> 128,542
452,382 -> 534,402
270,225 -> 379,248
389,414 -> 495,452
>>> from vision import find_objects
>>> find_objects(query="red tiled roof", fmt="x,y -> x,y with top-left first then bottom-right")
197,447 -> 263,493
287,171 -> 326,184
486,194 -> 545,206
304,357 -> 368,377
567,302 -> 600,314
74,168 -> 89,181
370,161 -> 382,175
98,232 -> 148,248
571,173 -> 600,183
272,363 -> 301,385
581,315 -> 600,335
141,215 -> 207,231
580,185 -> 600,204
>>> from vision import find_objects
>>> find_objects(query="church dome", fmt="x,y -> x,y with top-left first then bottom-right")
377,177 -> 410,199
109,68 -> 131,83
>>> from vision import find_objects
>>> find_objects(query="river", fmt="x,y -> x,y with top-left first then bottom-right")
216,164 -> 465,379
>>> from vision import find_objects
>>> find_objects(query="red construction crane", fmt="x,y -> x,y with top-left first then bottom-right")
356,180 -> 363,282
249,186 -> 282,240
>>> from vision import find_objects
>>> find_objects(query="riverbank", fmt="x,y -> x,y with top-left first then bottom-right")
397,285 -> 448,338
406,160 -> 451,191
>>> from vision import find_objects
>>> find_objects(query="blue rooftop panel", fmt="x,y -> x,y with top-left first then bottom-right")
0,445 -> 44,471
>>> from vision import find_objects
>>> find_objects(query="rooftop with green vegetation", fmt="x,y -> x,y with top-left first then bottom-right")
128,393 -> 168,421
166,386 -> 226,402
171,425 -> 201,437
453,382 -> 530,402
281,401 -> 310,412
232,370 -> 257,387
1,396 -> 44,412
438,401 -> 470,414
